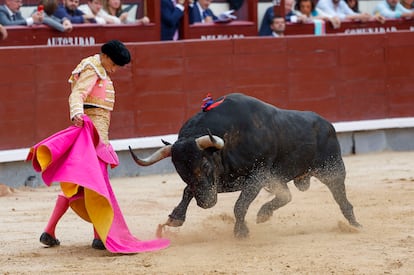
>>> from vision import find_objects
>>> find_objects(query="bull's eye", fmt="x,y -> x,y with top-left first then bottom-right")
193,167 -> 202,178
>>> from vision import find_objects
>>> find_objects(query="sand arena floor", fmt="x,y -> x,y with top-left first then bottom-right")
1,151 -> 413,274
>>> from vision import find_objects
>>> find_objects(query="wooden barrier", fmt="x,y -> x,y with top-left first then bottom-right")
184,21 -> 257,40
1,31 -> 414,151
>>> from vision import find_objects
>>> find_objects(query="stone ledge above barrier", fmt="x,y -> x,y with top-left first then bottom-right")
334,117 -> 414,132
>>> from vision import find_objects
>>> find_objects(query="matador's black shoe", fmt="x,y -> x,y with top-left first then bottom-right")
40,232 -> 60,247
92,239 -> 106,250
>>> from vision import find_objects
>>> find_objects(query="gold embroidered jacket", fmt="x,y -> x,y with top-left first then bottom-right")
68,54 -> 115,120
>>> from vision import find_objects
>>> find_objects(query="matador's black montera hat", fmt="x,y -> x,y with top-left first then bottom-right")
101,40 -> 131,66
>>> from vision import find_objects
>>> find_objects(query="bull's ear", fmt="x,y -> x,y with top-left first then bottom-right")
161,139 -> 172,146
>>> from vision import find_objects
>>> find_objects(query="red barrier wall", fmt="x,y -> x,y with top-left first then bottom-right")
1,31 -> 414,150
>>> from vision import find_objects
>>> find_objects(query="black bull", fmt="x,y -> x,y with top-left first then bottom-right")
129,93 -> 361,238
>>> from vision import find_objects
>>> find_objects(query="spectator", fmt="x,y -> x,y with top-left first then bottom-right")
259,0 -> 296,36
38,0 -> 73,32
54,0 -> 95,24
0,0 -> 43,26
316,0 -> 385,24
161,0 -> 191,41
101,0 -> 150,24
28,40 -> 170,253
400,0 -> 414,9
189,0 -> 218,24
294,0 -> 341,28
78,0 -> 118,24
345,0 -> 360,13
0,23 -> 7,39
373,0 -> 414,18
270,15 -> 285,37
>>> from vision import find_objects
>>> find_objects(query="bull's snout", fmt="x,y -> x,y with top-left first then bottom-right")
195,192 -> 217,209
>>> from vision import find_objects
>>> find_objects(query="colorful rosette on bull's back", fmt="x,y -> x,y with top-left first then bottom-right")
201,93 -> 214,111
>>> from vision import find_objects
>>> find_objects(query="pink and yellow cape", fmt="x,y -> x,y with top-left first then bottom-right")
26,116 -> 170,253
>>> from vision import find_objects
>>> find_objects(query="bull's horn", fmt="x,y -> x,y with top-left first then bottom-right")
195,135 -> 224,150
128,145 -> 172,166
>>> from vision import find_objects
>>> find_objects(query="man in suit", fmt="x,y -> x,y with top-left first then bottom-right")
269,15 -> 285,37
189,0 -> 218,24
0,0 -> 43,26
258,0 -> 295,36
54,0 -> 96,24
161,0 -> 193,41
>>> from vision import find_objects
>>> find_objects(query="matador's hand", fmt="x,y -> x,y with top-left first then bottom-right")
72,114 -> 84,127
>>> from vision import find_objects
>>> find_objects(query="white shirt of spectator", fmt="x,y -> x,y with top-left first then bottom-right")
78,3 -> 107,24
272,32 -> 283,37
316,0 -> 356,20
99,8 -> 122,24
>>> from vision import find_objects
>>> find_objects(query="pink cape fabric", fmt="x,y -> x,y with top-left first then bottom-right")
26,116 -> 170,253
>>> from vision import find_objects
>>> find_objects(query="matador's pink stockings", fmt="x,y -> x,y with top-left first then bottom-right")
43,194 -> 69,238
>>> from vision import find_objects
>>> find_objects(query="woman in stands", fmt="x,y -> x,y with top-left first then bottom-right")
400,0 -> 414,10
293,0 -> 341,28
101,0 -> 150,24
345,0 -> 360,13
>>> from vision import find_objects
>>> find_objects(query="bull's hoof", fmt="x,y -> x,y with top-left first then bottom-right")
234,223 -> 249,239
156,218 -> 185,238
256,213 -> 272,224
337,220 -> 361,234
294,178 -> 310,192
350,220 -> 362,228
166,217 -> 184,227
256,207 -> 273,224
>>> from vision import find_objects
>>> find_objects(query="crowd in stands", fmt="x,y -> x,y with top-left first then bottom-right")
0,0 -> 150,31
259,0 -> 414,36
1,0 -> 414,41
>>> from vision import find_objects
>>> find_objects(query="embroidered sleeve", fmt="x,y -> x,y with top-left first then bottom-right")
68,67 -> 99,120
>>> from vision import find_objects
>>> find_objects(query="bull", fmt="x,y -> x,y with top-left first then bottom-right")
129,93 -> 361,238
